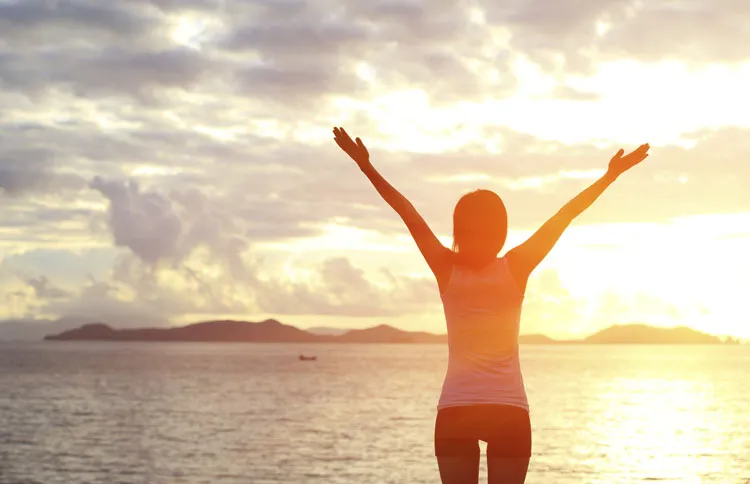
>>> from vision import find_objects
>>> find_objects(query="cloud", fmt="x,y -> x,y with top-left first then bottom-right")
3,0 -> 750,119
23,276 -> 72,300
91,177 -> 185,264
90,176 -> 252,267
42,277 -> 182,326
1,247 -> 440,328
0,1 -> 157,44
0,0 -> 521,113
0,156 -> 50,196
2,0 -> 749,331
0,124 -> 90,197
596,1 -> 750,64
253,257 -> 437,317
0,47 -> 217,103
482,0 -> 750,74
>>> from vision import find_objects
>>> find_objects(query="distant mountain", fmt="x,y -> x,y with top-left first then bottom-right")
519,334 -> 557,344
45,319 -> 320,343
337,324 -> 446,344
43,319 -> 739,345
583,324 -> 723,344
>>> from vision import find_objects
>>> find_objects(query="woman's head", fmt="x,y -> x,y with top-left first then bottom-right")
452,189 -> 508,264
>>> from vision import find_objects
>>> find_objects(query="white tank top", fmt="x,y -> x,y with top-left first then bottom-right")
437,257 -> 529,411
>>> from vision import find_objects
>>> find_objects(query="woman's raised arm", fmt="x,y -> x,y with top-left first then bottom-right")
506,143 -> 651,289
333,127 -> 452,281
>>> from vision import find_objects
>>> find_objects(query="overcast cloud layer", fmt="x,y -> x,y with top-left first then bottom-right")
1,0 -> 749,338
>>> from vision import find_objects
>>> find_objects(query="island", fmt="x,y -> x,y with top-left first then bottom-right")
43,319 -> 739,345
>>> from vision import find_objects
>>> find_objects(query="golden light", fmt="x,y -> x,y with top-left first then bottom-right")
592,372 -> 730,480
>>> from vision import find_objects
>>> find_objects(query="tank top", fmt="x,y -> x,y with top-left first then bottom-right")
437,256 -> 529,411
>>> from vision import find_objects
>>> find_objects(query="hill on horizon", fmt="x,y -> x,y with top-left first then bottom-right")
41,319 -> 738,345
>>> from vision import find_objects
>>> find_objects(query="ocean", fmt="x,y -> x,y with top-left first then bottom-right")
1,342 -> 748,483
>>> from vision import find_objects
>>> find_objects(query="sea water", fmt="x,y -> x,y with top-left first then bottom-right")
1,342 -> 748,483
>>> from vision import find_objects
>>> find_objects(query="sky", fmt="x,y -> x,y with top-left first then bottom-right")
1,0 -> 749,340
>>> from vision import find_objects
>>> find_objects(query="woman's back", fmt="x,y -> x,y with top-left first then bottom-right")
438,257 -> 529,411
333,125 -> 651,483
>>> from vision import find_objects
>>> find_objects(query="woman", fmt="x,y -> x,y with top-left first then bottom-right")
332,126 -> 650,484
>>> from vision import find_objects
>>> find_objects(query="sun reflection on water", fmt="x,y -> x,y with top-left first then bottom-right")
590,375 -> 728,482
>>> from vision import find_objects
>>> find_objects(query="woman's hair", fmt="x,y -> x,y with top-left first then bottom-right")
451,189 -> 508,257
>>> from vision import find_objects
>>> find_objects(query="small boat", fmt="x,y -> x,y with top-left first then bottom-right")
299,354 -> 317,361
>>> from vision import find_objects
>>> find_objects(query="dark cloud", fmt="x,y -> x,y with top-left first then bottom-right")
221,18 -> 370,53
0,156 -> 50,196
23,276 -> 72,300
0,150 -> 85,196
0,0 -> 157,44
91,177 -> 184,264
90,177 -> 255,267
0,47 -> 217,101
233,62 -> 363,105
0,123 -> 97,197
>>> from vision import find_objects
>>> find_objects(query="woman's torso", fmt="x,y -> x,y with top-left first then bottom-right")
437,256 -> 529,411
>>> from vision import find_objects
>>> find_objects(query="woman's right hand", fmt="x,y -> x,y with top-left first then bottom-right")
333,127 -> 371,169
606,143 -> 650,179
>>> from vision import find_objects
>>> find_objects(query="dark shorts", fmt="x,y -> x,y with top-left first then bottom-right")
434,404 -> 531,458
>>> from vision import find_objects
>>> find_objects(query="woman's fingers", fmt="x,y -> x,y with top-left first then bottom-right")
333,126 -> 370,160
611,148 -> 624,161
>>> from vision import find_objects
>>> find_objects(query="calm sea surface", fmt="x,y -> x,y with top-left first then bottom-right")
0,342 -> 748,483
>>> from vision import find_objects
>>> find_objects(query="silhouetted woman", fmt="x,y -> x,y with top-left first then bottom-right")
333,126 -> 650,484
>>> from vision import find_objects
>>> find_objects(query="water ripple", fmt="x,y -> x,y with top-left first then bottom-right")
1,342 -> 748,483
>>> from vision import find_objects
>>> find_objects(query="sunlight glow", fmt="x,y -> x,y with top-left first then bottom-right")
596,21 -> 612,37
330,60 -> 750,154
355,62 -> 377,85
169,15 -> 213,50
546,213 -> 750,338
595,375 -> 727,480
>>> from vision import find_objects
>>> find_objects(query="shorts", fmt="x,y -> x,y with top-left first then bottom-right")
434,404 -> 532,458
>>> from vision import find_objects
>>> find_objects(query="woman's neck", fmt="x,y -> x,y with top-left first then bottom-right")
454,253 -> 496,271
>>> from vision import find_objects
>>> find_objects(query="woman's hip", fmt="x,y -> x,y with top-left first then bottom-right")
434,404 -> 531,457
